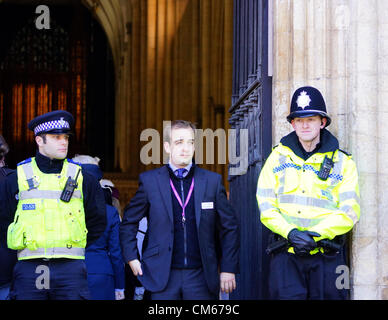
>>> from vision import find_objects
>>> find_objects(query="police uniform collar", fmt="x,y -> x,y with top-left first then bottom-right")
35,151 -> 64,174
317,129 -> 339,153
297,139 -> 321,161
280,129 -> 339,160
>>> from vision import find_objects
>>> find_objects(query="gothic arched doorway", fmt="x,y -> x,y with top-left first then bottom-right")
0,1 -> 115,171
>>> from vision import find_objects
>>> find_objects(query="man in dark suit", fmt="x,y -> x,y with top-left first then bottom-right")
120,120 -> 239,300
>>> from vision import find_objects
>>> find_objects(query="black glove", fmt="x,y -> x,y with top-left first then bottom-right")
287,229 -> 321,256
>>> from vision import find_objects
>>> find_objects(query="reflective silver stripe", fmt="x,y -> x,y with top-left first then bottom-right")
280,212 -> 323,228
19,189 -> 82,200
21,162 -> 40,190
278,154 -> 287,165
67,162 -> 80,179
259,201 -> 324,228
257,188 -> 276,198
278,194 -> 336,209
19,160 -> 82,200
331,151 -> 344,185
259,202 -> 279,212
339,191 -> 360,203
17,247 -> 85,259
277,155 -> 287,194
260,204 -> 323,228
340,205 -> 359,224
21,162 -> 34,181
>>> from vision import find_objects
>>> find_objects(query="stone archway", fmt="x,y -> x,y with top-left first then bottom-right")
81,0 -> 132,173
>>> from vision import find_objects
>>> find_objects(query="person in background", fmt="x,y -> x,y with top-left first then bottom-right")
100,178 -> 122,220
124,216 -> 148,300
72,154 -> 125,300
0,135 -> 17,300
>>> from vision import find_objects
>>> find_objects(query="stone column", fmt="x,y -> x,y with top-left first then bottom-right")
376,0 -> 388,300
272,0 -> 386,299
350,0 -> 388,300
347,0 -> 378,300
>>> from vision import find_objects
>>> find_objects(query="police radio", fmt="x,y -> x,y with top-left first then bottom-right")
60,169 -> 81,202
318,151 -> 335,181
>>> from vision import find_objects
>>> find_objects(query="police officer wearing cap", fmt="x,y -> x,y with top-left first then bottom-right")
0,110 -> 107,300
256,86 -> 360,299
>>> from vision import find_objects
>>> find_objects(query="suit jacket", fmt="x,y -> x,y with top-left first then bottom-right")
86,204 -> 125,290
120,165 -> 239,294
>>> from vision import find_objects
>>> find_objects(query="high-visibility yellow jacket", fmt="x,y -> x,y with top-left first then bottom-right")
7,157 -> 87,260
256,133 -> 360,251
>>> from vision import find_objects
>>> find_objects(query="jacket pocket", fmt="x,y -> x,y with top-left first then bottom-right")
66,213 -> 87,244
7,219 -> 26,250
24,225 -> 38,250
7,216 -> 39,250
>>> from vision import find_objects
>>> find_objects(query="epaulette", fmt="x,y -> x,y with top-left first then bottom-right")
17,158 -> 32,166
338,149 -> 351,156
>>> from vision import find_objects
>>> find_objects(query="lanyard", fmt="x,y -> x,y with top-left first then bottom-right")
169,178 -> 194,223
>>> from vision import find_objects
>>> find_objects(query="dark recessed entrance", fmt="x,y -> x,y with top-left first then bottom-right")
0,1 -> 115,171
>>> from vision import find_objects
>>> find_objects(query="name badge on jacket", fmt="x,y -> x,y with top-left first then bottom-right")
22,204 -> 36,210
201,202 -> 214,210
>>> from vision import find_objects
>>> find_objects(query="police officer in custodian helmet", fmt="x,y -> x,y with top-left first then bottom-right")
257,86 -> 360,299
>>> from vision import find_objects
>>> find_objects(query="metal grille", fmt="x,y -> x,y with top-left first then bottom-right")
229,0 -> 272,300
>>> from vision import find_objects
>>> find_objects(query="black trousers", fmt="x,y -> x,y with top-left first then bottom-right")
150,268 -> 217,300
269,250 -> 349,300
9,259 -> 91,300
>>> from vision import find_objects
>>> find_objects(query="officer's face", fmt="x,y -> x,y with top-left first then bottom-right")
291,116 -> 327,143
36,133 -> 69,159
164,127 -> 195,168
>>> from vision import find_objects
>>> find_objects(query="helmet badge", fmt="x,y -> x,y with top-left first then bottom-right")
296,91 -> 311,109
59,117 -> 65,127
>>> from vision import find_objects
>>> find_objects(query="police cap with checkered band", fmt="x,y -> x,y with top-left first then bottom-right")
287,86 -> 331,127
28,110 -> 74,136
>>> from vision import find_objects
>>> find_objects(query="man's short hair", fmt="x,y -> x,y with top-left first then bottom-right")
37,133 -> 47,144
163,120 -> 196,142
